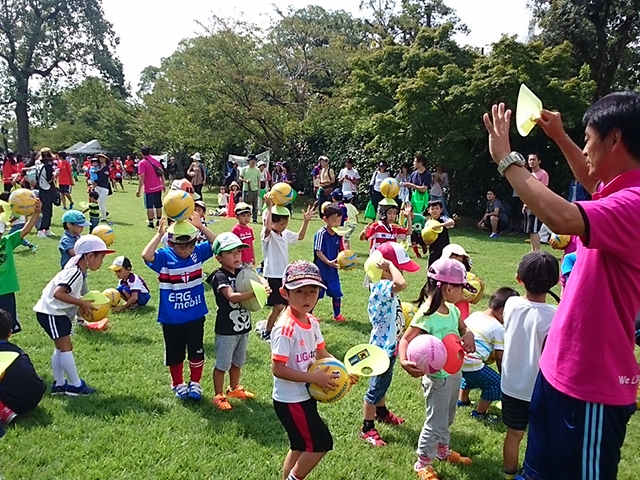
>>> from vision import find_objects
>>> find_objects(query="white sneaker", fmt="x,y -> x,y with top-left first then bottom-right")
37,231 -> 47,238
45,229 -> 57,237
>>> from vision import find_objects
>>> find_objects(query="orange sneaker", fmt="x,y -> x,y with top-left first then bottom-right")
213,393 -> 232,410
416,466 -> 439,480
226,385 -> 255,400
440,450 -> 472,466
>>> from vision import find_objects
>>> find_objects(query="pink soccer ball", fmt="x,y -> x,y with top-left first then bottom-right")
407,334 -> 447,374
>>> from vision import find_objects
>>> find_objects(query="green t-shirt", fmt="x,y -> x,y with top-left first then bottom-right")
0,230 -> 23,295
410,302 -> 460,378
241,166 -> 261,192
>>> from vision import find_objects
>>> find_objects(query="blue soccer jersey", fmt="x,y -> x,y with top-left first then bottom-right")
313,226 -> 342,283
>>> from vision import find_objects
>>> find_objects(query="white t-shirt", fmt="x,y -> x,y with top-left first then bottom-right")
261,228 -> 299,278
338,168 -> 360,195
271,309 -> 325,403
501,296 -> 557,401
217,192 -> 229,206
462,312 -> 504,372
33,266 -> 85,318
370,171 -> 390,192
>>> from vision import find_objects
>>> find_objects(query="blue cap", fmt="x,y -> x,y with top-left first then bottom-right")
61,210 -> 91,227
331,188 -> 343,200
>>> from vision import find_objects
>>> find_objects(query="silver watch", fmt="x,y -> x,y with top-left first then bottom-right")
497,152 -> 526,177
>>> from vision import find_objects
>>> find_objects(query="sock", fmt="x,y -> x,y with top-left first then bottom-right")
51,349 -> 65,385
59,351 -> 81,387
169,363 -> 184,387
376,405 -> 389,418
415,454 -> 432,471
188,359 -> 204,383
436,443 -> 450,460
362,419 -> 375,432
332,297 -> 341,317
412,244 -> 421,258
504,471 -> 518,480
286,471 -> 301,480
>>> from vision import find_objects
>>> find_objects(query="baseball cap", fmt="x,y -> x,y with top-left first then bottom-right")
283,260 -> 326,290
61,210 -> 91,227
271,205 -> 291,217
330,188 -> 343,201
378,161 -> 388,168
517,251 -> 559,295
109,255 -> 132,271
377,242 -> 420,273
428,258 -> 477,293
212,232 -> 248,255
170,179 -> 201,200
167,221 -> 198,244
64,234 -> 115,269
234,202 -> 252,214
247,153 -> 257,160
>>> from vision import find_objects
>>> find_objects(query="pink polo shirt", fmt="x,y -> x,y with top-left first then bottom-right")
138,156 -> 164,194
539,169 -> 640,405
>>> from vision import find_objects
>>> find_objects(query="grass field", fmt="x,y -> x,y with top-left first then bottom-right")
1,185 -> 639,480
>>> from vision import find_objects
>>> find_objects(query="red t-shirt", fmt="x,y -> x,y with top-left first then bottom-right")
125,159 -> 134,173
2,161 -> 18,185
57,159 -> 73,186
231,224 -> 255,264
364,222 -> 407,252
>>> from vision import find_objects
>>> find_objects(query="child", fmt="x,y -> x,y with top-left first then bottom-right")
194,200 -> 209,238
88,158 -> 100,185
0,309 -> 46,436
361,201 -> 413,253
398,258 -> 477,480
426,200 -> 454,266
231,202 -> 255,268
396,164 -> 411,205
0,192 -> 37,252
441,243 -> 473,320
142,217 -> 216,400
501,251 -> 559,479
82,190 -> 100,233
217,186 -> 229,210
34,235 -> 115,395
108,256 -> 151,311
457,287 -> 519,422
271,260 -> 341,480
330,189 -> 348,225
360,241 -> 418,446
410,213 -> 427,259
208,233 -> 259,410
59,210 -> 91,269
0,200 -> 41,333
260,196 -> 315,341
313,204 -> 346,322
229,181 -> 241,204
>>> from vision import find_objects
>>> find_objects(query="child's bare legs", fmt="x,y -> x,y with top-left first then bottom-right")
503,428 -> 525,474
283,450 -> 326,480
266,304 -> 285,334
458,388 -> 470,404
213,368 -> 226,395
229,365 -> 241,389
530,232 -> 540,251
475,398 -> 492,415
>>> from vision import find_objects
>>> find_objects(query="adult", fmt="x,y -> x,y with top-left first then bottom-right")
223,161 -> 237,188
56,151 -> 74,209
93,154 -> 112,225
166,156 -> 178,183
34,148 -> 56,238
483,93 -> 640,480
403,153 -> 432,215
338,158 -> 360,201
509,190 -> 523,234
523,153 -> 549,251
271,161 -> 284,184
2,151 -> 18,192
567,177 -> 589,202
136,146 -> 165,229
187,153 -> 205,196
239,154 -> 261,222
430,163 -> 449,216
477,189 -> 509,238
281,162 -> 297,213
257,160 -> 271,211
316,156 -> 336,216
368,161 -> 391,212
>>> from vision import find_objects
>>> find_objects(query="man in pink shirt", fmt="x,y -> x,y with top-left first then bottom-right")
484,92 -> 640,480
136,146 -> 165,228
523,153 -> 549,251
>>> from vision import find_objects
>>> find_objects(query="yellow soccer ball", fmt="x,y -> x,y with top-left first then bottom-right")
81,302 -> 110,322
549,234 -> 571,250
102,288 -> 121,307
402,302 -> 418,329
8,188 -> 37,216
92,224 -> 115,246
321,201 -> 332,215
307,358 -> 351,403
270,182 -> 294,206
337,250 -> 358,270
379,177 -> 400,199
463,272 -> 485,304
163,190 -> 195,221
421,219 -> 444,245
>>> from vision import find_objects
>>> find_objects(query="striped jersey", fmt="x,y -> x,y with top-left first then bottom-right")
146,242 -> 213,324
33,266 -> 86,319
364,221 -> 407,252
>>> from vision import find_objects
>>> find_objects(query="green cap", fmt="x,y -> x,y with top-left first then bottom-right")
212,232 -> 249,255
167,221 -> 198,244
271,205 -> 291,216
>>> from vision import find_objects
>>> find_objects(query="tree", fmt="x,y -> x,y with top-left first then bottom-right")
0,0 -> 124,154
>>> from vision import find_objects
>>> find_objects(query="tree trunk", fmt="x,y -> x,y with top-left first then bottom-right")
448,160 -> 476,216
15,81 -> 31,155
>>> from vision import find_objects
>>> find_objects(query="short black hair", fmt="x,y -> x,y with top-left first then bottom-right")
141,146 -> 151,156
272,213 -> 289,223
428,200 -> 443,209
89,191 -> 99,200
323,204 -> 342,218
488,287 -> 519,311
0,192 -> 9,202
486,189 -> 497,196
58,151 -> 66,158
0,309 -> 13,339
414,153 -> 427,166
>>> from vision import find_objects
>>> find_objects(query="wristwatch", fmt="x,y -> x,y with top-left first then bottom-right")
497,152 -> 526,177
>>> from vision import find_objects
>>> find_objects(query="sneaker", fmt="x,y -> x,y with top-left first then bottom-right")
359,427 -> 386,446
375,410 -> 405,425
255,320 -> 267,333
489,232 -> 499,238
45,229 -> 57,237
415,466 -> 440,480
147,223 -> 155,229
37,230 -> 47,238
333,314 -> 347,322
188,382 -> 202,401
437,450 -> 472,466
456,400 -> 471,407
28,243 -> 38,252
65,380 -> 96,396
101,220 -> 114,226
0,406 -> 17,426
51,381 -> 68,395
69,203 -> 74,209
226,385 -> 255,400
471,409 -> 500,423
261,330 -> 271,342
213,393 -> 232,410
172,383 -> 189,400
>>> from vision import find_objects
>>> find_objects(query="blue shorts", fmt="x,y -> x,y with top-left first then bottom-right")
117,285 -> 151,307
524,371 -> 636,480
364,355 -> 396,405
317,277 -> 342,299
461,365 -> 501,402
144,191 -> 162,209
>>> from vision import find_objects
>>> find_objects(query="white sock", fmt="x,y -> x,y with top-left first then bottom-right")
59,351 -> 81,387
52,349 -> 65,385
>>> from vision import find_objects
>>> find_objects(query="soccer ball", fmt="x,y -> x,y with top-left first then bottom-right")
80,291 -> 111,322
379,177 -> 400,199
163,190 -> 195,221
463,272 -> 485,304
421,219 -> 444,245
337,250 -> 357,270
307,358 -> 351,403
401,302 -> 418,329
320,201 -> 332,215
102,288 -> 121,307
549,234 -> 571,250
8,188 -> 37,216
270,182 -> 294,206
407,334 -> 447,375
92,225 -> 115,246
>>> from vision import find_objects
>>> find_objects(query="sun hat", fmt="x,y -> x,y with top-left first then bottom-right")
377,242 -> 421,273
61,210 -> 91,227
283,260 -> 326,290
428,258 -> 477,293
229,181 -> 240,189
517,251 -> 559,295
234,202 -> 252,214
257,160 -> 266,168
64,235 -> 115,269
108,256 -> 132,271
194,200 -> 207,210
441,244 -> 468,259
166,221 -> 198,244
191,152 -> 202,161
212,232 -> 249,255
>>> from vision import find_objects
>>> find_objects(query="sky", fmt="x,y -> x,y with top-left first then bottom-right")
101,0 -> 532,90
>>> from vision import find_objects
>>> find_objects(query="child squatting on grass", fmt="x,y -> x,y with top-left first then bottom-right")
108,256 -> 151,312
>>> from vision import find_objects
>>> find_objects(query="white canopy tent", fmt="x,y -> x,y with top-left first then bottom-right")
228,151 -> 270,169
66,139 -> 107,155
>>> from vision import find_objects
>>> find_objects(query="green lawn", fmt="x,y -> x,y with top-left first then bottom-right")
1,185 -> 639,480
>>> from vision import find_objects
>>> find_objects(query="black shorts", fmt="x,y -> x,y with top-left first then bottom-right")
482,217 -> 509,232
36,312 -> 72,340
273,398 -> 333,452
161,317 -> 205,366
267,277 -> 288,307
59,185 -> 71,194
145,191 -> 163,209
501,391 -> 530,431
0,293 -> 21,333
525,212 -> 541,234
